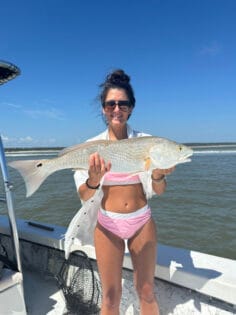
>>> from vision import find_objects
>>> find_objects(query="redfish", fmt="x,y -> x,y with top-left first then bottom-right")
9,136 -> 193,197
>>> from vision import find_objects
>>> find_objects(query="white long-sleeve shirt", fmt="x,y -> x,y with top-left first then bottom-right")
64,125 -> 155,259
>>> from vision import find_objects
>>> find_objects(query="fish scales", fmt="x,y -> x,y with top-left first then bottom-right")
53,137 -> 155,173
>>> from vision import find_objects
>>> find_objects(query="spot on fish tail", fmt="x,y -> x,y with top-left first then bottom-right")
37,163 -> 43,168
144,157 -> 151,170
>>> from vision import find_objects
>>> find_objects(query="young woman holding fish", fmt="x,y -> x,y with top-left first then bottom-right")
74,70 -> 175,315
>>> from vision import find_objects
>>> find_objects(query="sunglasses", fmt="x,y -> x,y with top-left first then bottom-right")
103,100 -> 132,112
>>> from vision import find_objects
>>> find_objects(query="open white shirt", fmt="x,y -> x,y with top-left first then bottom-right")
64,125 -> 155,259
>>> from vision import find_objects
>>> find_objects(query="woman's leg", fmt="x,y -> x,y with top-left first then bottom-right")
128,218 -> 160,315
94,222 -> 125,315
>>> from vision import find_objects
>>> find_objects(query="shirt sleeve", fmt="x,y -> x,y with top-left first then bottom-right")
134,130 -> 154,198
74,169 -> 88,191
139,171 -> 156,199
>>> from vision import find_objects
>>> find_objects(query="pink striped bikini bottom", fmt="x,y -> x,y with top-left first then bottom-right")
97,205 -> 151,239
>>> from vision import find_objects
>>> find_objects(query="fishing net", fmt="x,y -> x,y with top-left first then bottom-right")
0,60 -> 21,85
56,250 -> 101,315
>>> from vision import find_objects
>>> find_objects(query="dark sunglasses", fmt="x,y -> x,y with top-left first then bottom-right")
103,100 -> 132,112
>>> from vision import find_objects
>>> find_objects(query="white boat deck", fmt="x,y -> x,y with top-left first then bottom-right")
2,264 -> 234,315
13,266 -> 236,315
23,269 -> 66,315
0,268 -> 66,315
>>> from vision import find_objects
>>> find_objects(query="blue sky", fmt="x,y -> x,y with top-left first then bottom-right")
1,0 -> 235,147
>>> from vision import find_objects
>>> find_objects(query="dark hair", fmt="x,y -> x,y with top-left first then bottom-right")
99,69 -> 136,107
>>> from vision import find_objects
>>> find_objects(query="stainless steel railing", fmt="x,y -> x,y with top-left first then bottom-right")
0,135 -> 22,273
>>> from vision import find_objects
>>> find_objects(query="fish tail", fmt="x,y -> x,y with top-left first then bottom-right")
8,159 -> 51,197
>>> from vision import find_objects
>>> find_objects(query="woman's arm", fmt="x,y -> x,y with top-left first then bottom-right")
151,167 -> 175,195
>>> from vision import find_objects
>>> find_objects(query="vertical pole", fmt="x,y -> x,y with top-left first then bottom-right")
0,135 -> 22,272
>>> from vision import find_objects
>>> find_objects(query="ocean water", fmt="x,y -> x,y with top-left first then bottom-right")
1,144 -> 236,260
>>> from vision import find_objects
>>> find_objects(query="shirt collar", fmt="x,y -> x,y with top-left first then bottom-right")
105,124 -> 134,140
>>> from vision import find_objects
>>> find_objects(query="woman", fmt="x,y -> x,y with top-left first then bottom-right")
74,69 -> 175,315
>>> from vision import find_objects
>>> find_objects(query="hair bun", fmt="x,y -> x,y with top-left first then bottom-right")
99,68 -> 136,109
107,69 -> 130,85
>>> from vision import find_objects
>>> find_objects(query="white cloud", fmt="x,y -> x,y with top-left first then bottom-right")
1,135 -> 34,146
24,107 -> 65,120
19,136 -> 34,143
1,101 -> 65,120
1,134 -> 58,147
199,41 -> 221,56
1,102 -> 22,109
1,135 -> 10,142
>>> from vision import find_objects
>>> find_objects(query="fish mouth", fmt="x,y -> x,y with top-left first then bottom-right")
179,152 -> 193,163
182,158 -> 191,163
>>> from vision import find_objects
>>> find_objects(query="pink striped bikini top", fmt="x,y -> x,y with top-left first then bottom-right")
103,172 -> 141,186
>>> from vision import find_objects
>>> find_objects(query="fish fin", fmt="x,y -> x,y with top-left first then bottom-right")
59,144 -> 85,156
8,159 -> 51,197
144,157 -> 151,170
58,139 -> 110,156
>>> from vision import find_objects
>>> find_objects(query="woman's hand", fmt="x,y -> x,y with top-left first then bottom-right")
78,152 -> 111,201
151,166 -> 175,195
87,152 -> 111,187
151,166 -> 175,180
